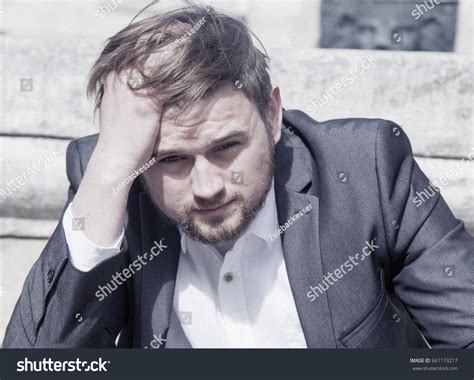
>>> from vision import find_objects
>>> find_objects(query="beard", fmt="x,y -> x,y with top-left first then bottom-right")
143,129 -> 276,245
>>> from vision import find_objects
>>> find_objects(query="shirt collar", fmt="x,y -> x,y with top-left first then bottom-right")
179,179 -> 277,254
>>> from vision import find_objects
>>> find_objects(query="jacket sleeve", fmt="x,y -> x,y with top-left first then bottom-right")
375,120 -> 474,348
2,139 -> 130,348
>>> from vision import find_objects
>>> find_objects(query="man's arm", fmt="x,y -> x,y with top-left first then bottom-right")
3,141 -> 130,348
3,72 -> 163,348
375,120 -> 474,348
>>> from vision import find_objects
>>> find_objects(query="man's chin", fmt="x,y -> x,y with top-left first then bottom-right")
182,213 -> 247,245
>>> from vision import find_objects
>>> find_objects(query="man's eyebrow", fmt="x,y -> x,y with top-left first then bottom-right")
154,131 -> 248,157
210,131 -> 248,146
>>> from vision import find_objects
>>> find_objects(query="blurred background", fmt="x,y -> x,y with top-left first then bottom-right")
0,0 -> 472,342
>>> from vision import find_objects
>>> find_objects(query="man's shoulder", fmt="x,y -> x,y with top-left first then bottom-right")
282,110 -> 412,186
283,109 -> 407,158
283,109 -> 398,140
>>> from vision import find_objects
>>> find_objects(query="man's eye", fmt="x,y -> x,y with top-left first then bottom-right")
160,156 -> 186,164
216,141 -> 240,152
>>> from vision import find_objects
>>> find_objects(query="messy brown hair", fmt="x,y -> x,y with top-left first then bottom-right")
87,4 -> 272,122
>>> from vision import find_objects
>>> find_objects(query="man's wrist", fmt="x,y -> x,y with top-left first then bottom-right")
65,202 -> 124,272
88,144 -> 137,191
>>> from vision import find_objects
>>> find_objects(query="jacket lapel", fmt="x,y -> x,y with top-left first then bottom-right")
274,130 -> 337,348
137,191 -> 180,348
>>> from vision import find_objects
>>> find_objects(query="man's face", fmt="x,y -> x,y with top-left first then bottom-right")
143,83 -> 281,244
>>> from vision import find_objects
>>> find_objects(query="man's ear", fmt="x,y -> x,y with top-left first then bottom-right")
267,85 -> 282,145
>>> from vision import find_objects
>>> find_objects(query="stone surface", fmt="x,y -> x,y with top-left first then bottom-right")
0,137 -> 69,219
0,217 -> 58,238
0,36 -> 102,138
1,0 -> 471,54
320,0 -> 458,51
271,48 -> 473,159
1,35 -> 472,158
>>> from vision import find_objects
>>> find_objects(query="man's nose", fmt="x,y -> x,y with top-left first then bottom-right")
191,156 -> 225,199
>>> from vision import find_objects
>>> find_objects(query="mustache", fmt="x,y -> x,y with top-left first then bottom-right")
188,192 -> 244,211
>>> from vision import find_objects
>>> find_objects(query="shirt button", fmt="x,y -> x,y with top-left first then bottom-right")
46,269 -> 55,283
223,272 -> 234,282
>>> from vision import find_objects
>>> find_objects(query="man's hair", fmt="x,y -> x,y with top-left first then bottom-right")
87,5 -> 272,121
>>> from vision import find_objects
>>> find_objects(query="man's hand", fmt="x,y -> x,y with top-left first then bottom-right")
72,71 -> 162,247
96,71 -> 162,176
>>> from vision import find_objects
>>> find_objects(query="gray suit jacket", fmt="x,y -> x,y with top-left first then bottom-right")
4,110 -> 473,348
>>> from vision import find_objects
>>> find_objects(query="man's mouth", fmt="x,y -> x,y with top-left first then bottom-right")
194,200 -> 235,214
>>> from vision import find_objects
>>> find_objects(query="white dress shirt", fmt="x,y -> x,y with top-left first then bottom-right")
63,182 -> 307,348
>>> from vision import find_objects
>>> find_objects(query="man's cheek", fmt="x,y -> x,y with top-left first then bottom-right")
162,182 -> 187,210
145,172 -> 166,195
232,148 -> 263,183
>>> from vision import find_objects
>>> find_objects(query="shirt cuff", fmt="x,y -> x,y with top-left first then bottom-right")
62,202 -> 124,272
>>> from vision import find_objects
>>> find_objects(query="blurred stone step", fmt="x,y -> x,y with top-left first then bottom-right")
0,137 -> 69,220
0,217 -> 58,238
1,34 -> 472,159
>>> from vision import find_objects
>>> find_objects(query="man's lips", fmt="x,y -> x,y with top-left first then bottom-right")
194,200 -> 234,213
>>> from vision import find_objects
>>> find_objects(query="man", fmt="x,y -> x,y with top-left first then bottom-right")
3,5 -> 473,348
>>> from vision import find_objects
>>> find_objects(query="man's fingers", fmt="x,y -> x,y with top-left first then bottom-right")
126,69 -> 144,89
100,70 -> 164,121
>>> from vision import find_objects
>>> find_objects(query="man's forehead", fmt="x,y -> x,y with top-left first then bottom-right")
156,85 -> 259,151
160,83 -> 252,129
160,90 -> 258,140
162,103 -> 235,131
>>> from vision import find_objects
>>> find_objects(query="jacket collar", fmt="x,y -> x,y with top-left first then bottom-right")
273,125 -> 337,348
